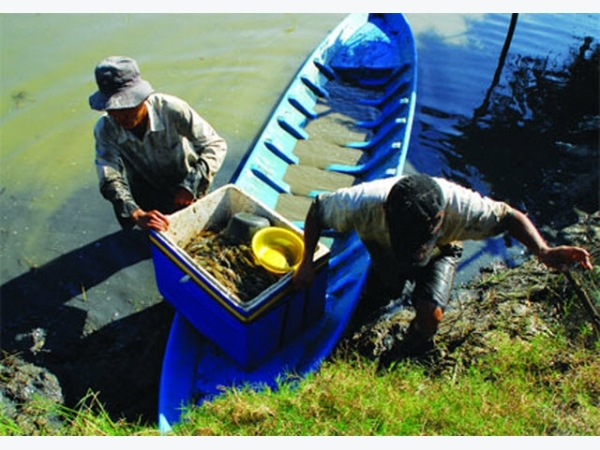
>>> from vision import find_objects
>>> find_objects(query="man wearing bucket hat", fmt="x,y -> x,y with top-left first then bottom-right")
89,56 -> 227,232
293,173 -> 593,351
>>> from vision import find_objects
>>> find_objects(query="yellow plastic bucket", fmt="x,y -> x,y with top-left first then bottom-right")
251,227 -> 304,274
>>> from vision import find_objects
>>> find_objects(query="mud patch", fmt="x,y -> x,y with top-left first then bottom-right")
342,212 -> 600,374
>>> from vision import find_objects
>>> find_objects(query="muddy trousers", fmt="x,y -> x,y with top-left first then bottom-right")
362,244 -> 462,338
409,246 -> 462,338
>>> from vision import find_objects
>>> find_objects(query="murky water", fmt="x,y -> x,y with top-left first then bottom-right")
0,13 -> 598,421
0,14 -> 346,317
1,13 -> 597,280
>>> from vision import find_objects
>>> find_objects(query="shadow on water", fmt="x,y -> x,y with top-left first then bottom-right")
1,229 -> 174,423
460,33 -> 599,227
415,23 -> 599,232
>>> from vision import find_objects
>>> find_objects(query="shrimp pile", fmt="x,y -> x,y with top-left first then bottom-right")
182,229 -> 281,303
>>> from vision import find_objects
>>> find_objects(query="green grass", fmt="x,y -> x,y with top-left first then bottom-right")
2,329 -> 598,436
2,237 -> 599,436
167,332 -> 598,436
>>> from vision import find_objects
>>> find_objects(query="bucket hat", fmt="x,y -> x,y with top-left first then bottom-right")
385,174 -> 444,266
89,56 -> 154,111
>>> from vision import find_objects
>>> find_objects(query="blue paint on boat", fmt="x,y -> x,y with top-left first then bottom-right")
155,13 -> 417,433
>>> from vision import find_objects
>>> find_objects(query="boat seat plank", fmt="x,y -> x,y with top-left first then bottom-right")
328,138 -> 404,175
274,193 -> 313,223
355,97 -> 410,128
283,164 -> 356,197
344,116 -> 407,150
293,139 -> 365,169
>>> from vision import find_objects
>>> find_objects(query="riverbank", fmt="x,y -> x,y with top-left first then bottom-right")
1,132 -> 598,434
2,211 -> 597,435
347,211 -> 599,367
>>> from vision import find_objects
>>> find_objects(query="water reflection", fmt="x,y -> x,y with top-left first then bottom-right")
451,30 -> 598,228
411,13 -> 599,230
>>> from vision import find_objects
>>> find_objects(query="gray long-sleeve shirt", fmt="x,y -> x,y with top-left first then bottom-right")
94,93 -> 227,219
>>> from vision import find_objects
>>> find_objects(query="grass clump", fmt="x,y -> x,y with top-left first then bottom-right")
165,329 -> 598,436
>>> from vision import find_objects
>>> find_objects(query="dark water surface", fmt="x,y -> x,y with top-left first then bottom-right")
1,13 -> 598,423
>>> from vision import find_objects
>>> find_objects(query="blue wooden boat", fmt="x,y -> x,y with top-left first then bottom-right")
152,13 -> 417,433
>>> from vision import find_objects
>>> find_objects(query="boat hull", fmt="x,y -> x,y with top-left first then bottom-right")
156,13 -> 417,433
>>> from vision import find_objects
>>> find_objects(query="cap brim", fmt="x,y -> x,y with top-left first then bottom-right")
89,79 -> 153,111
389,220 -> 442,266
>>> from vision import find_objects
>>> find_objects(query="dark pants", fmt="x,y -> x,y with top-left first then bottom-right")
411,244 -> 461,310
114,175 -> 208,230
359,244 -> 462,326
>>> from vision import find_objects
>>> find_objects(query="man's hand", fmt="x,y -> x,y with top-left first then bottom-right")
508,209 -> 593,273
538,246 -> 593,272
131,209 -> 169,232
174,188 -> 194,209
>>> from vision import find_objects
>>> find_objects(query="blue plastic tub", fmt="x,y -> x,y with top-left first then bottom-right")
149,185 -> 329,369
